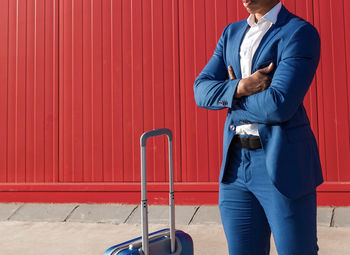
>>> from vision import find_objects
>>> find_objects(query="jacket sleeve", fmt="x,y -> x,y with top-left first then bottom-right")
193,24 -> 241,110
233,24 -> 321,124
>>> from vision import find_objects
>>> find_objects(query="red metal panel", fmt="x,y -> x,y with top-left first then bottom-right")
0,0 -> 349,205
101,0 -> 113,182
193,0 -> 210,182
206,0 -> 225,182
328,0 -> 350,181
313,0 -> 332,182
313,0 -> 350,182
162,0 -> 181,182
120,0 -> 133,182
0,0 -> 9,182
179,0 -> 228,182
7,0 -> 26,182
149,0 -> 167,183
110,0 -> 124,182
179,0 -> 197,182
59,0 -> 181,183
1,0 -> 58,183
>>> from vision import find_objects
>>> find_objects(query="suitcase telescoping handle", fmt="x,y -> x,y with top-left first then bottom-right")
140,129 -> 175,255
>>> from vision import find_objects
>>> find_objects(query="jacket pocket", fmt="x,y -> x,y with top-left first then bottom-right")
286,124 -> 314,143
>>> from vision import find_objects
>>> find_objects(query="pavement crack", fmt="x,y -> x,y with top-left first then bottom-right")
63,205 -> 80,222
7,204 -> 24,221
188,206 -> 200,225
123,205 -> 138,224
330,207 -> 336,227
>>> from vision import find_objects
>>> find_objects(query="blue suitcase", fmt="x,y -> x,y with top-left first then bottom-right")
104,129 -> 194,255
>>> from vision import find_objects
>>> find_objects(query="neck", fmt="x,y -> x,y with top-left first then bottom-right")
254,0 -> 280,21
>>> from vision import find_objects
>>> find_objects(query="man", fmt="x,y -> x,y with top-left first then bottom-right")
193,0 -> 323,254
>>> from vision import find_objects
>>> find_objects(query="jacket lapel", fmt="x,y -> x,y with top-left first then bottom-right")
251,5 -> 290,72
232,22 -> 249,79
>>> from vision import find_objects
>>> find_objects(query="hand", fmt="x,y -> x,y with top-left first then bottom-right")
228,65 -> 236,80
234,62 -> 274,99
225,65 -> 237,81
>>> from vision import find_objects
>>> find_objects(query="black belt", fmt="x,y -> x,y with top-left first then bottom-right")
232,135 -> 262,150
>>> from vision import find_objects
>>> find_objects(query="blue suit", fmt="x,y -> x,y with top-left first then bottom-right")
194,5 -> 323,254
193,5 -> 323,200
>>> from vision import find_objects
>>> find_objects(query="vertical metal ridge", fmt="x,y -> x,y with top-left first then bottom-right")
71,0 -> 75,182
329,0 -> 341,180
313,0 -> 327,178
194,0 -> 199,181
214,0 -> 218,36
151,0 -> 155,181
90,0 -> 94,180
60,0 -> 65,182
216,0 -> 221,181
130,0 -> 135,181
6,0 -> 10,182
58,0 -> 62,182
120,0 -> 125,182
319,0 -> 330,181
162,0 -> 166,181
204,0 -> 210,182
192,0 -> 198,182
33,0 -> 37,182
100,0 -> 104,181
24,0 -> 28,182
225,0 -> 228,24
15,0 -> 19,182
53,0 -> 58,182
139,0 -> 145,182
309,0 -> 320,146
110,0 -> 114,181
140,0 -> 145,181
174,0 -> 182,182
81,0 -> 85,182
180,0 -> 188,182
141,0 -> 144,168
43,0 -> 46,182
214,0 -> 221,171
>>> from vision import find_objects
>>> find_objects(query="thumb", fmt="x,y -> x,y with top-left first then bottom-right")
260,62 -> 274,74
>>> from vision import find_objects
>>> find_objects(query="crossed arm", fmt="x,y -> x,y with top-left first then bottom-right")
193,24 -> 320,124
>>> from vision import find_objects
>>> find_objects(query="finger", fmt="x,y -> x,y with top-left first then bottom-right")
228,65 -> 236,80
260,62 -> 274,74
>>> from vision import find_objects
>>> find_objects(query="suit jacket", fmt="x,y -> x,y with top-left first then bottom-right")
193,5 -> 323,199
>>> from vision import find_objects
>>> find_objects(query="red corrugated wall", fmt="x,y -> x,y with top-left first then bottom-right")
0,0 -> 349,205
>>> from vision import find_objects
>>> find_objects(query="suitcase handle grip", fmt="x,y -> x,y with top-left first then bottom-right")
140,128 -> 173,146
140,129 -> 175,255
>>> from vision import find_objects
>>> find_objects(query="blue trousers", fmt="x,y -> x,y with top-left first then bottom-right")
219,142 -> 318,255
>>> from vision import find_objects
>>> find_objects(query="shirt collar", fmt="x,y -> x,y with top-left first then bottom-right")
247,1 -> 282,26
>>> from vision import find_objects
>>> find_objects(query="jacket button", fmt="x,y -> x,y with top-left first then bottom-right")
229,125 -> 236,131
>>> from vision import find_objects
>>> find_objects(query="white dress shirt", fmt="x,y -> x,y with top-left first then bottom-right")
235,1 -> 282,136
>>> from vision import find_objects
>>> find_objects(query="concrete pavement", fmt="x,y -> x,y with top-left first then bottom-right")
0,203 -> 349,254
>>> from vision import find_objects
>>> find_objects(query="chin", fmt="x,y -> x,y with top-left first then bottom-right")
245,7 -> 258,14
243,3 -> 258,13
